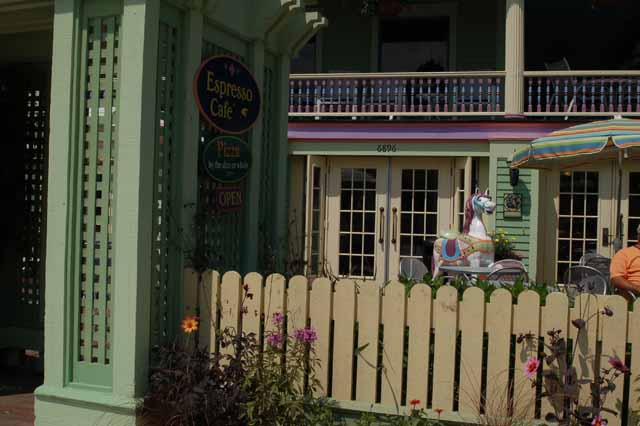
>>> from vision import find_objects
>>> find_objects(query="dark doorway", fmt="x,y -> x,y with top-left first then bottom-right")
0,64 -> 50,369
379,16 -> 450,72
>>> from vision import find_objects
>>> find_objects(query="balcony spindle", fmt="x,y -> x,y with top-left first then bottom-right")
427,78 -> 432,112
304,80 -> 310,113
289,80 -> 294,113
435,79 -> 441,113
313,80 -> 319,113
417,79 -> 423,113
527,78 -> 532,112
386,80 -> 391,113
394,79 -> 400,113
590,79 -> 596,113
452,79 -> 458,113
581,79 -> 586,113
487,80 -> 493,112
409,79 -> 415,112
562,79 -> 568,112
295,80 -> 302,113
442,79 -> 447,112
637,79 -> 640,113
496,79 -> 502,112
599,80 -> 605,113
571,78 -> 578,112
478,79 -> 484,113
328,80 -> 334,113
536,78 -> 541,113
335,80 -> 342,113
460,78 -> 466,113
320,80 -> 326,113
352,80 -> 358,113
545,79 -> 551,112
609,79 -> 614,112
346,80 -> 352,113
376,79 -> 382,113
627,79 -> 632,113
618,79 -> 623,112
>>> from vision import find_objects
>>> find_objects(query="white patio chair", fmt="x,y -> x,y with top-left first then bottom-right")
399,258 -> 429,282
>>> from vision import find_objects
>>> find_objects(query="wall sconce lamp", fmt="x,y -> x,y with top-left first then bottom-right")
510,167 -> 519,187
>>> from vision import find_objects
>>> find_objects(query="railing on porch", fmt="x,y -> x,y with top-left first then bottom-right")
186,270 -> 640,425
524,71 -> 640,116
289,72 -> 506,117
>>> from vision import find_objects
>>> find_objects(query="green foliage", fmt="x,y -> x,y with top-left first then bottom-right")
397,273 -> 556,305
354,407 -> 444,426
489,229 -> 522,261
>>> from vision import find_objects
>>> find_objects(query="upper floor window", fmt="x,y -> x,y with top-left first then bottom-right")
379,16 -> 449,72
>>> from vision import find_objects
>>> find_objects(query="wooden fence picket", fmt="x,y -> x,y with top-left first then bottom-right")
629,300 -> 640,415
332,279 -> 357,401
432,285 -> 459,411
598,295 -> 628,426
406,284 -> 432,410
485,289 -> 513,417
513,290 -> 541,419
356,281 -> 381,403
287,275 -> 310,331
459,287 -> 485,416
310,277 -> 333,396
202,270 -> 219,351
570,294 -> 599,412
540,291 -> 570,418
381,281 -> 407,407
219,271 -> 242,355
242,272 -> 263,342
264,273 -> 286,335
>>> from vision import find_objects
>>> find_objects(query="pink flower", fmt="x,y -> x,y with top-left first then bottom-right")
294,327 -> 318,344
524,357 -> 540,379
272,312 -> 284,326
608,356 -> 630,374
592,416 -> 607,426
266,333 -> 283,348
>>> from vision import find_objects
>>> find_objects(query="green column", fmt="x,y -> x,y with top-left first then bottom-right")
35,0 -> 160,424
242,39 -> 265,273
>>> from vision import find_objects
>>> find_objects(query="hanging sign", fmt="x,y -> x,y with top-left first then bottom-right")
214,185 -> 244,213
202,136 -> 251,183
193,55 -> 261,134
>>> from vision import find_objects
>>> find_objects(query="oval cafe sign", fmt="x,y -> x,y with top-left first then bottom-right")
194,55 -> 261,134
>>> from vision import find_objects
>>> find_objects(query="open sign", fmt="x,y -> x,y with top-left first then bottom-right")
215,185 -> 244,213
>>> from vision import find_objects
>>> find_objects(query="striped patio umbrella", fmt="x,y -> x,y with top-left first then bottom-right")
511,117 -> 640,249
511,118 -> 640,169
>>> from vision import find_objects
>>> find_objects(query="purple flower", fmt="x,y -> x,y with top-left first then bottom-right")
266,332 -> 283,348
293,327 -> 318,344
608,356 -> 630,374
272,312 -> 284,326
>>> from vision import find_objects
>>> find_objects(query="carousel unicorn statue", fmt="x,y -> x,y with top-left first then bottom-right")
432,188 -> 496,277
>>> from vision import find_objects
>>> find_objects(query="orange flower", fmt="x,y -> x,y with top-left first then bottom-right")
435,408 -> 444,415
181,316 -> 199,334
410,399 -> 421,407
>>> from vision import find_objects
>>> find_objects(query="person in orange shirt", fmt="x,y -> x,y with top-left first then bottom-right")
611,224 -> 640,299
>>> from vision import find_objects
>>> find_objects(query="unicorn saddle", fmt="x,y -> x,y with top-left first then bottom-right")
435,233 -> 493,263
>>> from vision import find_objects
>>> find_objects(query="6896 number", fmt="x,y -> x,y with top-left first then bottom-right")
376,144 -> 397,153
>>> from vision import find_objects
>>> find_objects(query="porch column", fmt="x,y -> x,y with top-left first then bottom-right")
242,39 -> 266,273
504,0 -> 525,115
34,0 -> 160,424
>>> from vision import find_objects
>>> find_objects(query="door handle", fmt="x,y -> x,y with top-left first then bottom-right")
391,207 -> 398,244
603,227 -> 609,247
379,207 -> 385,244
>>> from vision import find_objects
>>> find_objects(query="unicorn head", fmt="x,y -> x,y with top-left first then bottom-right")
463,188 -> 496,233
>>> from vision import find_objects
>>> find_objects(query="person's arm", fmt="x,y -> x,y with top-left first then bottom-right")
611,276 -> 639,298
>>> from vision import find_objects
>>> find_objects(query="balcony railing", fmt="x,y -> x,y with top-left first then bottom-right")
289,71 -> 640,119
524,71 -> 640,116
289,72 -> 506,117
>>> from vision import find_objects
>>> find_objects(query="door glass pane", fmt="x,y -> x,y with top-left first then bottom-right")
628,172 -> 640,246
399,168 -> 439,260
557,171 -> 599,283
338,168 -> 377,278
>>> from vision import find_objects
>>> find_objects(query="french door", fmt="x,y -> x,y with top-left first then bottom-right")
550,166 -> 615,283
324,157 -> 453,285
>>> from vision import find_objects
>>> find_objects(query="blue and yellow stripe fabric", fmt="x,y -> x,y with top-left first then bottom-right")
512,118 -> 640,168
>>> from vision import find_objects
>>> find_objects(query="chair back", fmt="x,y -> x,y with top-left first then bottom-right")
399,258 -> 429,282
487,267 -> 529,287
562,265 -> 609,296
584,256 -> 611,281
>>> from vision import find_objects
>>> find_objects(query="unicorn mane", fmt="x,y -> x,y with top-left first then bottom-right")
462,195 -> 475,234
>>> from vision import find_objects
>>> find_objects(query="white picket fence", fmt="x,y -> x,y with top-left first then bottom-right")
184,270 -> 640,425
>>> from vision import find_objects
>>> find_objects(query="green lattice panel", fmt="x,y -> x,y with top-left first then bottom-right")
151,17 -> 182,345
198,41 -> 246,272
17,73 -> 49,328
76,15 -> 120,369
